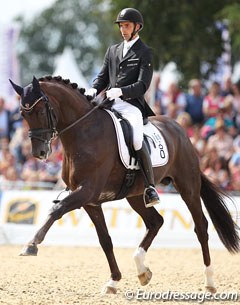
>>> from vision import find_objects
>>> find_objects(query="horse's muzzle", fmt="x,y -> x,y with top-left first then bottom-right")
31,140 -> 52,160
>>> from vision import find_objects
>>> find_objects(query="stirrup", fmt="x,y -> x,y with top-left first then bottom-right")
143,186 -> 160,208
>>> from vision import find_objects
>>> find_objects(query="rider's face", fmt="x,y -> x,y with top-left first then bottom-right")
119,22 -> 139,41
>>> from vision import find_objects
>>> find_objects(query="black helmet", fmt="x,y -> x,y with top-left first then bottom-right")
115,8 -> 144,30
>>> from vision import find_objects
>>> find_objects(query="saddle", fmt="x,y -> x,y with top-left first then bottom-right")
92,95 -> 169,199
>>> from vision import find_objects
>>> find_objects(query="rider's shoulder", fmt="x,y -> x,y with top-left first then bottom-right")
109,42 -> 122,50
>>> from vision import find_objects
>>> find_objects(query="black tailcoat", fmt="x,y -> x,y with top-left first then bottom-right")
93,38 -> 155,118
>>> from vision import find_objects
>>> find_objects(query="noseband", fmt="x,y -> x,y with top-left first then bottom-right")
21,94 -> 57,145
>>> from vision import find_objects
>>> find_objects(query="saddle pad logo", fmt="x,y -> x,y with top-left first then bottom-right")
105,110 -> 169,169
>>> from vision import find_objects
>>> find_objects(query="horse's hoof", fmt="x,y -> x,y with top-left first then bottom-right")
138,267 -> 152,286
101,286 -> 117,295
205,286 -> 217,294
19,244 -> 38,256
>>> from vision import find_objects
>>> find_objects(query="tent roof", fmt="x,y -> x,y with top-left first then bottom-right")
53,47 -> 89,89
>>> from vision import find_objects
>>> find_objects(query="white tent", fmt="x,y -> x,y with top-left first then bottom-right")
232,61 -> 240,83
53,47 -> 89,89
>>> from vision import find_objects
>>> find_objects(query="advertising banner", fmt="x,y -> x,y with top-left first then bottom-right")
0,190 -> 239,249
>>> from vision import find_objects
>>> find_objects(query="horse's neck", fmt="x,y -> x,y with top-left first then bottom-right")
44,83 -> 91,127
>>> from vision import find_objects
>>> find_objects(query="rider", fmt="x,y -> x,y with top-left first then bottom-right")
85,8 -> 160,207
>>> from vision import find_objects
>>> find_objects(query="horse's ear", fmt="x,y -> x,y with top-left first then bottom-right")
9,79 -> 24,96
32,76 -> 41,92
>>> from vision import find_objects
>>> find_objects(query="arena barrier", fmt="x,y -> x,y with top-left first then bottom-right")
0,190 -> 239,248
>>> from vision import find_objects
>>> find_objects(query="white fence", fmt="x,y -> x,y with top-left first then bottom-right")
0,190 -> 239,249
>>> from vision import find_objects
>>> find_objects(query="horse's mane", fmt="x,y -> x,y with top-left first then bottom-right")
38,75 -> 92,100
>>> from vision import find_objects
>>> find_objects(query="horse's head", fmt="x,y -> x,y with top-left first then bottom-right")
10,76 -> 57,160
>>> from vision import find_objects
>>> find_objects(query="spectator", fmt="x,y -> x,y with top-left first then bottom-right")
201,94 -> 235,140
153,73 -> 164,115
229,153 -> 240,191
201,146 -> 219,172
9,119 -> 30,165
190,125 -> 207,158
38,138 -> 62,184
185,79 -> 204,124
0,140 -> 17,181
207,119 -> 234,161
220,75 -> 233,97
203,155 -> 231,189
233,134 -> 240,152
202,81 -> 224,119
0,97 -> 11,140
21,155 -> 45,184
231,79 -> 240,131
176,112 -> 193,137
161,81 -> 186,118
228,135 -> 240,191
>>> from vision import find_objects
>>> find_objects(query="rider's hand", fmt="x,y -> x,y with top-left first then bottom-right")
85,88 -> 97,98
106,88 -> 122,100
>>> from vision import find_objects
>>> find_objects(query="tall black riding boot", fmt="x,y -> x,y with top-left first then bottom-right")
136,142 -> 160,208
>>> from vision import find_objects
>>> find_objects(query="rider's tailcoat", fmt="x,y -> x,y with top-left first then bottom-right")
93,39 -> 155,118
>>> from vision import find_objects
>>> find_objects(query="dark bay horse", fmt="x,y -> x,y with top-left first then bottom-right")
10,76 -> 239,294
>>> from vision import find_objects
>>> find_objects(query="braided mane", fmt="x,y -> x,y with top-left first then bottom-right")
38,75 -> 91,100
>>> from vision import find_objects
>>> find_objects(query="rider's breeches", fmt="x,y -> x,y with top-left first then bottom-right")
112,98 -> 143,150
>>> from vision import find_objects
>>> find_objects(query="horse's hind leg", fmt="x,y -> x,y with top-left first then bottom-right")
84,205 -> 121,295
174,177 -> 217,293
127,195 -> 164,286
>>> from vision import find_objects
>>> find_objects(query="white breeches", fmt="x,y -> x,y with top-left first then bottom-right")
112,98 -> 143,150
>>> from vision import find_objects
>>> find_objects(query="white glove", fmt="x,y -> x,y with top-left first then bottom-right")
106,88 -> 122,100
85,88 -> 97,98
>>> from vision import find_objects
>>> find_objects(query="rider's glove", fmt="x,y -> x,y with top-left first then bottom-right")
106,88 -> 122,100
85,88 -> 97,98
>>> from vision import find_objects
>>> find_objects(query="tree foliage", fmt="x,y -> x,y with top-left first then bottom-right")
16,0 -> 239,86
16,0 -> 114,85
110,0 -> 238,84
217,2 -> 240,65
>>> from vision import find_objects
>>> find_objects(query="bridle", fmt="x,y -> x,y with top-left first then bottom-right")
20,93 -> 100,145
21,94 -> 58,145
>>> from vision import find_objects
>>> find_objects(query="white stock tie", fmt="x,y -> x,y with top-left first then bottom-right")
123,45 -> 130,57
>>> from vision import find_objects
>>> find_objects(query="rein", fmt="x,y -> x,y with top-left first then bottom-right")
57,103 -> 99,137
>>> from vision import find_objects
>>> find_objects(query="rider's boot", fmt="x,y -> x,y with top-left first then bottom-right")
136,142 -> 160,208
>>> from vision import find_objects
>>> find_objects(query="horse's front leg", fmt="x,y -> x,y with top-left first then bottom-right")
20,188 -> 88,256
84,205 -> 121,294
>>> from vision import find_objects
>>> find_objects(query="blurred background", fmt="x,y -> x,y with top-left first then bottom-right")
2,0 -> 240,101
0,0 -> 239,247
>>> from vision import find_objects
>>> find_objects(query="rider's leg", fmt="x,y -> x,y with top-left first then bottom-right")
135,142 -> 160,207
112,99 -> 160,207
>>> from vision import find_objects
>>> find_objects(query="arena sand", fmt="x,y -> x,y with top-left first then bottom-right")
0,246 -> 239,305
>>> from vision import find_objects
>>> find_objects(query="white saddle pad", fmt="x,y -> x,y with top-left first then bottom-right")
105,110 -> 169,170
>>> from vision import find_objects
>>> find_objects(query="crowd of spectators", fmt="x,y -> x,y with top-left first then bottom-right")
0,96 -> 63,189
0,74 -> 239,193
153,75 -> 240,193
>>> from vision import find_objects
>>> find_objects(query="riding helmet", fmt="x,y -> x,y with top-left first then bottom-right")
115,8 -> 144,29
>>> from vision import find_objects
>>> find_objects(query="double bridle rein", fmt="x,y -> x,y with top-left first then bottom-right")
20,93 -> 100,144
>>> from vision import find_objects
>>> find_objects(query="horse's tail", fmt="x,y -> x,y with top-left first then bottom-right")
200,172 -> 240,253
